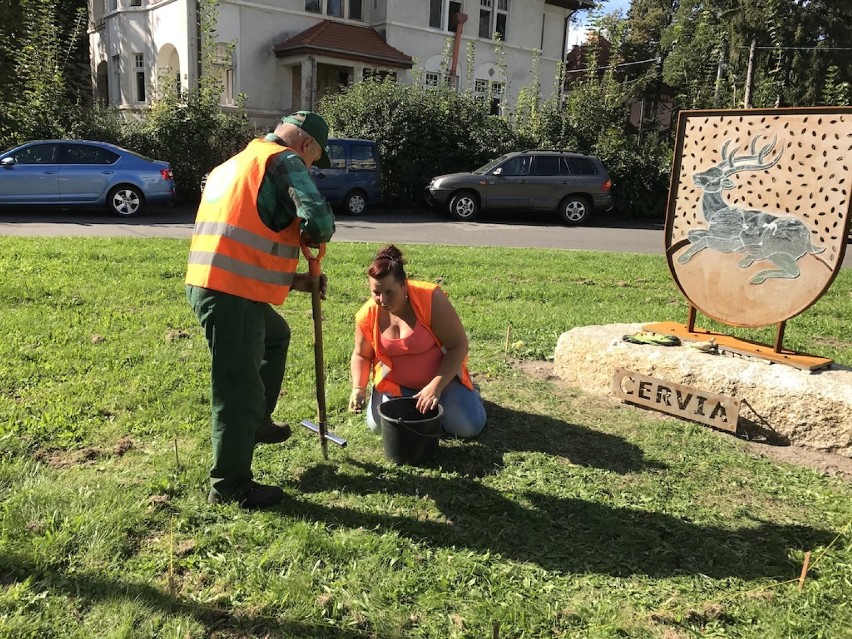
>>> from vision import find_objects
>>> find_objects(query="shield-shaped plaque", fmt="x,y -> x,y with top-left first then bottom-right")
665,108 -> 852,328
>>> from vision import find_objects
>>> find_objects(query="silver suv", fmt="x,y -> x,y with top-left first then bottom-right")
426,150 -> 613,225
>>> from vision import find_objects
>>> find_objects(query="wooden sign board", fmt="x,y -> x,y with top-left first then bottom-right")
612,368 -> 739,433
665,108 -> 852,328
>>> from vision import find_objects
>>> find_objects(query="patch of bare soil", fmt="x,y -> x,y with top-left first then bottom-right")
518,360 -> 852,482
33,435 -> 135,469
34,446 -> 103,469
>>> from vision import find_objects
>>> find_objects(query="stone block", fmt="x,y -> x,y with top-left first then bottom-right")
553,323 -> 852,458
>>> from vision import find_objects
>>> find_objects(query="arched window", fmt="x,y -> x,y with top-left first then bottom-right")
474,64 -> 506,115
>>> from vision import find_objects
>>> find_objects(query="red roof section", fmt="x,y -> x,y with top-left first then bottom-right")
274,20 -> 413,69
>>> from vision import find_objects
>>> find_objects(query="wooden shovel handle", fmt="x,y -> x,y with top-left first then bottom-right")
301,243 -> 326,277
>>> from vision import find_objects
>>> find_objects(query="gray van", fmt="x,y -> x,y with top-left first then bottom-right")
312,138 -> 382,215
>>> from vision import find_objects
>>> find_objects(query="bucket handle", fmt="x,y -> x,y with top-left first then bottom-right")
392,417 -> 443,438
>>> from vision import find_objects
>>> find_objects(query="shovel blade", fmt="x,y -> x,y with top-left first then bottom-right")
300,420 -> 347,447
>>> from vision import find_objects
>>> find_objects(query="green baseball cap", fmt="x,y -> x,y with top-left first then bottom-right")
280,110 -> 331,168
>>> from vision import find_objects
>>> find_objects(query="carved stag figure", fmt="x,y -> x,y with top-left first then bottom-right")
678,135 -> 824,284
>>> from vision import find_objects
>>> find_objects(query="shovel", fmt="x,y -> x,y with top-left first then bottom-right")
299,243 -> 347,459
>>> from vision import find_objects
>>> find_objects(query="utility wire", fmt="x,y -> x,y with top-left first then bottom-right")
564,56 -> 660,74
740,46 -> 852,51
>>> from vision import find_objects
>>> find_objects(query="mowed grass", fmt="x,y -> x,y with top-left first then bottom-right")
0,236 -> 850,639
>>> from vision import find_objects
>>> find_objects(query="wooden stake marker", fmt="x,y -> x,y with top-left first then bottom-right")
798,551 -> 811,591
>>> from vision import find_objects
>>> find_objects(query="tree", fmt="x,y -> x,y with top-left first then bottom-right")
319,78 -> 519,204
0,0 -> 90,146
649,0 -> 852,110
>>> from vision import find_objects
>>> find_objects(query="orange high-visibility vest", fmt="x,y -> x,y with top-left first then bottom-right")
185,139 -> 301,304
355,280 -> 474,395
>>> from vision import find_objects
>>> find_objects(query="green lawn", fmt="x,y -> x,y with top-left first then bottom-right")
0,237 -> 850,638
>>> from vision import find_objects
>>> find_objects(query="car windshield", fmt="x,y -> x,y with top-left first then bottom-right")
472,154 -> 511,175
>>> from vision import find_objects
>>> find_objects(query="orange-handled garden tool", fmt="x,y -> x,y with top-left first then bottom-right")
299,243 -> 347,459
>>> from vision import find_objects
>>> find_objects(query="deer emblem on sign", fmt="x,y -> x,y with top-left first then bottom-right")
678,135 -> 825,284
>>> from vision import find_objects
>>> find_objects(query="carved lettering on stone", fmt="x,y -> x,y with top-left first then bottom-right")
612,368 -> 740,433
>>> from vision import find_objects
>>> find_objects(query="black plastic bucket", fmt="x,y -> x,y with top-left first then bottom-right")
377,397 -> 443,465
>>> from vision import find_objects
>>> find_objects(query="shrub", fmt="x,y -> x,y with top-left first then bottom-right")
320,79 -> 520,205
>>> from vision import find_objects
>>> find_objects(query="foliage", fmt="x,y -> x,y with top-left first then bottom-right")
319,79 -> 520,205
512,49 -> 542,142
621,0 -> 852,110
0,0 -> 90,147
822,65 -> 851,107
0,237 -> 851,638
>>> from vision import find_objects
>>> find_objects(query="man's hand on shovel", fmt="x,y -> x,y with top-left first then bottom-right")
292,272 -> 327,299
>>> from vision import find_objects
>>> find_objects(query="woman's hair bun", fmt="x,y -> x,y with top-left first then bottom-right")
376,244 -> 405,265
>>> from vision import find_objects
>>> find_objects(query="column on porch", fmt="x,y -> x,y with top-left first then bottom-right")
300,58 -> 315,111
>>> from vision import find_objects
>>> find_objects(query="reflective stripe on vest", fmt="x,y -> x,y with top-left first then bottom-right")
185,139 -> 302,304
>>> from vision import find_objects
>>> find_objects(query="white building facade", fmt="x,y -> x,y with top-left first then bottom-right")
88,0 -> 590,127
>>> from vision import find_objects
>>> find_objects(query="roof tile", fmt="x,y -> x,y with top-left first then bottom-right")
274,20 -> 413,68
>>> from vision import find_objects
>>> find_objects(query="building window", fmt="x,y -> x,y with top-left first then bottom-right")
111,54 -> 120,103
430,0 -> 463,32
134,53 -> 145,102
475,79 -> 504,115
429,0 -> 441,28
130,0 -> 142,6
425,71 -> 450,88
327,0 -> 342,17
479,0 -> 508,40
448,1 -> 461,31
106,0 -> 116,12
496,0 -> 509,40
306,0 -> 360,18
479,0 -> 492,38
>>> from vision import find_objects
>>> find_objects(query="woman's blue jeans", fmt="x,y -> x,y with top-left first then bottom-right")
365,378 -> 486,439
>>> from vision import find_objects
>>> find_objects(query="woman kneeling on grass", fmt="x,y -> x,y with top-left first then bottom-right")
348,244 -> 486,438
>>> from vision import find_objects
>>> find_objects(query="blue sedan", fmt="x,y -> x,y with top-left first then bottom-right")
0,140 -> 175,217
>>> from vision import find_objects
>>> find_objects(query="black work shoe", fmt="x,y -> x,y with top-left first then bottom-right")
208,482 -> 284,509
255,420 -> 292,445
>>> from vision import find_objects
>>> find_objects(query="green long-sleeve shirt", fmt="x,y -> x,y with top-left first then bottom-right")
256,134 -> 335,243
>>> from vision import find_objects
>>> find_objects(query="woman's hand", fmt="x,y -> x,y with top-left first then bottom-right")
413,381 -> 441,414
348,387 -> 367,413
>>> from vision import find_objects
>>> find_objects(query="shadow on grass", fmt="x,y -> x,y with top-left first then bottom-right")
433,400 -> 667,477
289,401 -> 834,579
292,460 -> 834,580
0,553 -> 380,639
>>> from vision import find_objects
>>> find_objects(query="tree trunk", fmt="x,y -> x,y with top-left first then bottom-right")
743,37 -> 756,108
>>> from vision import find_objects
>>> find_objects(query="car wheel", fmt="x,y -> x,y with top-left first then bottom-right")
343,189 -> 367,215
558,195 -> 591,226
108,185 -> 144,217
448,191 -> 479,221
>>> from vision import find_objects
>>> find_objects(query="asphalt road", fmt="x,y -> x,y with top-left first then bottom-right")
0,205 -> 666,254
1,206 -> 850,268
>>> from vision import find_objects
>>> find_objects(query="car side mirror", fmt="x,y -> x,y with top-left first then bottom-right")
492,167 -> 502,176
1,157 -> 16,167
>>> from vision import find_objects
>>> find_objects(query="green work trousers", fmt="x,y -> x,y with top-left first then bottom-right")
186,285 -> 291,499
